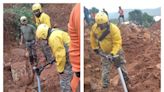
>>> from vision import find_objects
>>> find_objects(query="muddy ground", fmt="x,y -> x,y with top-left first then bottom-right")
4,4 -> 75,92
84,21 -> 161,92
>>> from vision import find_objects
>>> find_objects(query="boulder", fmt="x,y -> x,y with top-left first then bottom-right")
11,60 -> 33,87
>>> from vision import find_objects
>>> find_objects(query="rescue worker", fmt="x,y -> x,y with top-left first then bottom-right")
32,3 -> 55,64
36,24 -> 72,92
32,3 -> 51,27
90,12 -> 129,88
19,16 -> 37,65
118,6 -> 125,24
68,4 -> 80,92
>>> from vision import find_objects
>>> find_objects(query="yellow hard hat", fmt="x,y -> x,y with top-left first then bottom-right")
95,12 -> 108,24
32,3 -> 42,12
36,24 -> 49,40
20,16 -> 27,24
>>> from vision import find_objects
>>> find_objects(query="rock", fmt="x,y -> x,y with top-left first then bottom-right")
25,51 -> 29,58
85,64 -> 92,69
110,75 -> 119,86
4,62 -> 11,70
95,67 -> 100,72
11,48 -> 26,57
8,87 -> 26,92
11,60 -> 33,87
144,32 -> 151,40
26,87 -> 37,92
156,63 -> 160,69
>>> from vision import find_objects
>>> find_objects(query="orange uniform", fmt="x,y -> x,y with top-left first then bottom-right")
68,3 -> 80,92
68,4 -> 80,72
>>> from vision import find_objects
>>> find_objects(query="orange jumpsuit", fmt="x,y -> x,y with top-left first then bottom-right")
68,3 -> 80,92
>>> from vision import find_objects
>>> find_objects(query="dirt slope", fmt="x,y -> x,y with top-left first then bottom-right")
4,4 -> 74,92
84,22 -> 160,92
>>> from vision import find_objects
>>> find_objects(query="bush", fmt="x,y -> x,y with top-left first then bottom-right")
128,9 -> 155,27
4,4 -> 35,41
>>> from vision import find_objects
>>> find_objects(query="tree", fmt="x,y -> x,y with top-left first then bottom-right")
142,12 -> 155,27
128,10 -> 143,25
128,10 -> 155,27
90,7 -> 99,13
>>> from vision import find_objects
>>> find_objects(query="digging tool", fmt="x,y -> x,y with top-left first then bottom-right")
33,60 -> 54,92
99,52 -> 128,92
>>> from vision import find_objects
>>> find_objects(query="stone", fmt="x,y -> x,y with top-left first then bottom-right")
11,60 -> 33,87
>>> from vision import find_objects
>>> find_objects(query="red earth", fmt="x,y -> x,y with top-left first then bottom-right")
84,21 -> 160,92
4,4 -> 75,92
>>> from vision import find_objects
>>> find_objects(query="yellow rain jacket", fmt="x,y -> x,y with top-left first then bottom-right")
90,23 -> 122,55
48,28 -> 70,73
34,12 -> 51,27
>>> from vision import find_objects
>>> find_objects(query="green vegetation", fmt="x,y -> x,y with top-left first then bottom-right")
128,9 -> 155,27
142,12 -> 155,27
4,4 -> 35,41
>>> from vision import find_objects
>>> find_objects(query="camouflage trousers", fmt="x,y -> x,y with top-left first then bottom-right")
59,55 -> 73,92
40,40 -> 55,63
101,50 -> 128,87
25,40 -> 37,58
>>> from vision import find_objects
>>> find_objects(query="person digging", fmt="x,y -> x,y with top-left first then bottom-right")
36,24 -> 73,92
90,12 -> 129,89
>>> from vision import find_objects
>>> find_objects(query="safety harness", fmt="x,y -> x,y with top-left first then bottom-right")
97,23 -> 110,41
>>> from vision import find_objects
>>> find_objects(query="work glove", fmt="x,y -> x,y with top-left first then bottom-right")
106,53 -> 119,61
110,53 -> 123,68
93,49 -> 99,54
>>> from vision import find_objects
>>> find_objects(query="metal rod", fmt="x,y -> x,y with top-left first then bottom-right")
36,75 -> 42,92
117,67 -> 128,92
33,61 -> 54,92
99,52 -> 128,92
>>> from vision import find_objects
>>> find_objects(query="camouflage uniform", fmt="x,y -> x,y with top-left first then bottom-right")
59,45 -> 72,92
25,40 -> 37,60
40,40 -> 55,63
101,50 -> 128,87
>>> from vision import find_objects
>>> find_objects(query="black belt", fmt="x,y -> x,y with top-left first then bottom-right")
26,40 -> 34,42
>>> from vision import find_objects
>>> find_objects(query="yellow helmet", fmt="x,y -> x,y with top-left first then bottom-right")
20,16 -> 27,24
95,12 -> 108,24
36,24 -> 49,40
32,3 -> 42,12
